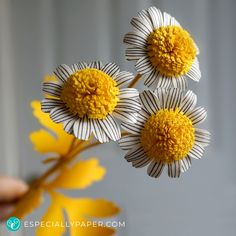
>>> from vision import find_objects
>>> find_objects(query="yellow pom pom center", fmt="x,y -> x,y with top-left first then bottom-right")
147,26 -> 197,77
140,108 -> 195,163
60,68 -> 119,119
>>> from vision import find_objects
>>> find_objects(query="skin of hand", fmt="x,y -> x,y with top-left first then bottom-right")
0,176 -> 28,221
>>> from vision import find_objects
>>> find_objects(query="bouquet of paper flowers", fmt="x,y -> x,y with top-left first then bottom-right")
10,6 -> 210,236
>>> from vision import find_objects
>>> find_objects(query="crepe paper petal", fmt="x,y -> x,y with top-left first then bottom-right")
48,159 -> 106,190
54,64 -> 73,82
181,156 -> 192,172
179,90 -> 197,114
187,58 -> 201,82
11,188 -> 43,219
164,88 -> 183,109
168,161 -> 181,178
186,106 -> 207,125
101,63 -> 120,77
119,134 -> 140,151
118,88 -> 139,99
114,71 -> 134,87
147,161 -> 165,178
139,90 -> 160,114
30,101 -> 74,156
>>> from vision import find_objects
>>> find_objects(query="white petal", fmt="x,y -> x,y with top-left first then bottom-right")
188,143 -> 204,160
121,121 -> 142,135
123,31 -> 147,48
101,63 -> 120,77
171,76 -> 187,90
114,71 -> 134,87
163,12 -> 172,26
98,115 -> 121,141
124,144 -> 146,162
170,16 -> 180,26
71,62 -> 87,72
88,61 -> 103,69
126,47 -> 147,61
119,88 -> 139,99
131,17 -> 153,36
168,161 -> 181,178
73,117 -> 92,140
153,88 -> 167,109
91,119 -> 109,143
50,106 -> 75,123
179,90 -> 197,114
155,76 -> 172,89
187,58 -> 201,82
42,82 -> 62,98
140,90 -> 160,115
137,9 -> 153,30
41,98 -> 65,113
132,155 -> 151,168
147,161 -> 165,178
181,156 -> 192,172
194,128 -> 211,147
165,88 -> 183,109
113,111 -> 138,124
63,118 -> 77,134
186,107 -> 207,125
119,134 -> 140,150
147,6 -> 164,29
135,56 -> 154,75
116,98 -> 141,113
54,64 -> 73,82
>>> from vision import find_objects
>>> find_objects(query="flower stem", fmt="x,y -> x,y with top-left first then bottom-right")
128,74 -> 141,88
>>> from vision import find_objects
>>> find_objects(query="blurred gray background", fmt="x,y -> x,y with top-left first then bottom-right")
0,0 -> 236,235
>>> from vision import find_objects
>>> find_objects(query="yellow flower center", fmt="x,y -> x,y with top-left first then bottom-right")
140,108 -> 195,163
147,26 -> 197,77
60,68 -> 119,119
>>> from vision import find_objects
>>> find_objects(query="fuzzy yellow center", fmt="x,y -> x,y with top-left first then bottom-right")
147,26 -> 197,77
140,108 -> 195,163
60,68 -> 119,119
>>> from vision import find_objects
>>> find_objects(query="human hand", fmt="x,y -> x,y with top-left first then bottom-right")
0,176 -> 28,221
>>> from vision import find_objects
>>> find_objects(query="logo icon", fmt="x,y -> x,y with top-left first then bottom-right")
6,217 -> 21,231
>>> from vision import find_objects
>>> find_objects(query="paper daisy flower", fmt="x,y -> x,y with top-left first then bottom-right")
124,6 -> 201,90
119,89 -> 210,178
41,62 -> 141,143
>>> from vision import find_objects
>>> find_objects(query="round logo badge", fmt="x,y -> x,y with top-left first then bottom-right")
6,216 -> 21,231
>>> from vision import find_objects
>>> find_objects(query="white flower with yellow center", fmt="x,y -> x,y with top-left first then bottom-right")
124,6 -> 201,90
41,61 -> 141,143
119,89 -> 210,178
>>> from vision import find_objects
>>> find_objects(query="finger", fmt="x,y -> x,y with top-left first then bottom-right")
0,176 -> 29,202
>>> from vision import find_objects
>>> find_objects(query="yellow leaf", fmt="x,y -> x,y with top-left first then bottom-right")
43,75 -> 58,82
48,158 -> 106,189
30,101 -> 74,156
11,188 -> 43,219
36,196 -> 65,236
37,191 -> 119,236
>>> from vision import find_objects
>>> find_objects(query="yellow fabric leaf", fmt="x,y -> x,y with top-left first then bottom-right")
30,101 -> 74,156
40,191 -> 119,236
36,196 -> 65,236
11,188 -> 43,219
48,158 -> 106,189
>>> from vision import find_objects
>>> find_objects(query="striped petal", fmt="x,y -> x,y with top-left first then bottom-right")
126,47 -> 147,61
131,17 -> 153,36
181,156 -> 192,172
163,12 -> 172,26
171,76 -> 187,90
98,115 -> 121,141
54,64 -> 73,82
132,155 -> 151,168
88,61 -> 103,70
101,63 -> 120,77
194,128 -> 211,147
121,121 -> 142,135
188,143 -> 204,160
124,144 -> 146,162
135,56 -> 154,75
119,88 -> 139,99
119,134 -> 140,151
155,76 -> 172,89
50,106 -> 75,124
144,69 -> 159,88
179,90 -> 197,114
186,107 -> 207,125
137,9 -> 153,29
124,31 -> 147,48
147,7 -> 163,29
154,88 -> 166,109
73,117 -> 92,140
114,71 -> 134,87
42,82 -> 62,98
41,98 -> 65,113
71,62 -> 87,72
113,111 -> 137,124
91,119 -> 109,143
63,118 -> 77,134
140,90 -> 160,115
168,161 -> 181,178
187,58 -> 201,82
116,98 -> 141,113
147,161 -> 165,178
164,88 -> 183,109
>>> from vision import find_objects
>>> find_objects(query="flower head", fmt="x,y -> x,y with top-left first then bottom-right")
119,89 -> 210,178
41,61 -> 141,143
124,6 -> 201,90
